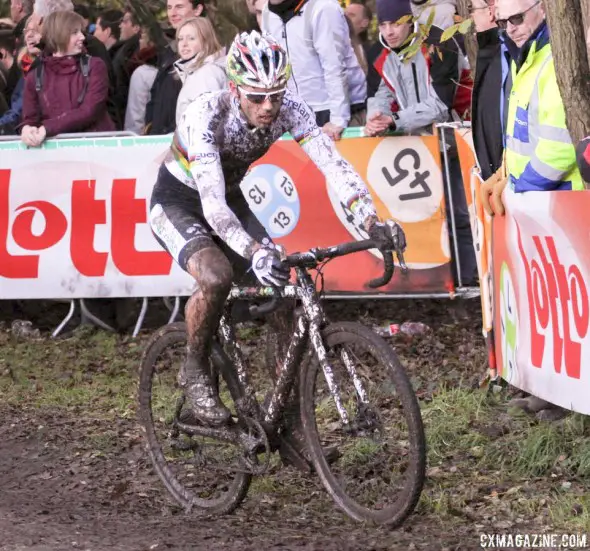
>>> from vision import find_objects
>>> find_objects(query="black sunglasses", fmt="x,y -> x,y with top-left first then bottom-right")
496,1 -> 540,30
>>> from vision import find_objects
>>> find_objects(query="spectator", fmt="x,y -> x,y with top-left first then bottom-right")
119,9 -> 141,42
174,17 -> 226,124
94,9 -> 124,53
0,17 -> 40,134
73,3 -> 91,31
30,0 -> 111,67
167,0 -> 205,30
0,31 -> 20,107
262,0 -> 367,138
345,1 -> 372,46
411,0 -> 457,29
365,0 -> 456,135
497,0 -> 583,193
21,10 -> 114,147
145,0 -> 205,134
107,8 -> 141,127
245,0 -> 263,30
366,0 -> 477,286
124,26 -> 159,134
470,0 -> 504,181
10,0 -> 33,52
345,15 -> 368,76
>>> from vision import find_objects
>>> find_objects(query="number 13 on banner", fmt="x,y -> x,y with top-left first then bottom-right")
240,164 -> 301,239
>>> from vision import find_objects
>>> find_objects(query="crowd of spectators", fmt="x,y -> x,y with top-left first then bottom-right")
0,0 -> 473,141
0,0 -> 477,283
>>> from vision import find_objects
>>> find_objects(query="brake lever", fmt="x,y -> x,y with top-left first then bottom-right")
396,248 -> 409,274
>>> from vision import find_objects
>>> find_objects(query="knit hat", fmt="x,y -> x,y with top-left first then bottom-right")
376,0 -> 412,24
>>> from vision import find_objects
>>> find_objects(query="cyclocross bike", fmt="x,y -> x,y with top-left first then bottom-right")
138,236 -> 426,527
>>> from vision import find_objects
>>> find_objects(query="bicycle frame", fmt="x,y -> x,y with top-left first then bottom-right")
218,267 -> 359,432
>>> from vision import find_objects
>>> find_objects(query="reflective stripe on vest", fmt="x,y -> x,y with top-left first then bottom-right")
506,43 -> 583,191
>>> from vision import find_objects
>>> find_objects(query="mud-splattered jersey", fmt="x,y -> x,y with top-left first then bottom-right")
163,88 -> 377,259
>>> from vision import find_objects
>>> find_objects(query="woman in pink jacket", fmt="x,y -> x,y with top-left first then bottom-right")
21,10 -> 114,147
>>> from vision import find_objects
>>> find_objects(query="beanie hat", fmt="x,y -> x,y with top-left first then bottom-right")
376,0 -> 412,24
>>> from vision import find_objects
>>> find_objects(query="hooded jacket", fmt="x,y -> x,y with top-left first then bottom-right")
174,51 -> 227,124
261,0 -> 366,128
368,23 -> 458,133
22,54 -> 115,136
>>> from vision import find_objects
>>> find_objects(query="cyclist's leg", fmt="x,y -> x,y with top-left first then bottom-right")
214,197 -> 296,376
150,170 -> 231,424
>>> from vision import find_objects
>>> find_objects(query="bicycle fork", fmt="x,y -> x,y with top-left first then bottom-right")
298,279 -> 370,428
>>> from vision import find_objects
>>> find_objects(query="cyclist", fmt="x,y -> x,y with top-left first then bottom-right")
149,30 -> 406,429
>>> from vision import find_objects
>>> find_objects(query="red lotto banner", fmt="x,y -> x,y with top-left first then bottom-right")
0,131 -> 459,299
492,189 -> 590,415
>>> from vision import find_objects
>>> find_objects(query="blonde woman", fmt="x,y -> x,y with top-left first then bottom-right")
173,17 -> 226,124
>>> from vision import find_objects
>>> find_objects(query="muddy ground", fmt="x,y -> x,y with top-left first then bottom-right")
0,299 -> 589,551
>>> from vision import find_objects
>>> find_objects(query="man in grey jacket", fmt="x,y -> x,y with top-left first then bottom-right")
365,0 -> 457,136
261,0 -> 367,140
366,0 -> 477,286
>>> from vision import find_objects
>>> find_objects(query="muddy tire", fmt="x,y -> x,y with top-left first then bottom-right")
138,322 -> 251,516
300,321 -> 425,526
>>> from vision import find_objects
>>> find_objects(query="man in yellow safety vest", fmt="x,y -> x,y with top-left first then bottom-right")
481,0 -> 584,217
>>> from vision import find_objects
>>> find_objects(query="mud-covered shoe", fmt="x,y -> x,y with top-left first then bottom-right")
178,356 -> 230,426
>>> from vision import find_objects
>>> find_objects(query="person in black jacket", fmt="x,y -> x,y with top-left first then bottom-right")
145,0 -> 205,134
470,0 -> 504,181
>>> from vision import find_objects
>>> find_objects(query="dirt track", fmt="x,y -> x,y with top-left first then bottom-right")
1,299 -> 588,551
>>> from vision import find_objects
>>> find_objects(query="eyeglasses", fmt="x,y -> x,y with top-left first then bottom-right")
467,3 -> 490,13
496,1 -> 540,29
238,86 -> 286,105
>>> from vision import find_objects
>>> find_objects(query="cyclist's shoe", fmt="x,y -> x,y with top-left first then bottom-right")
178,355 -> 230,426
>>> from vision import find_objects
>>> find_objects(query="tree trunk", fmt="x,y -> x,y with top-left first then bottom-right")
544,0 -> 590,145
455,0 -> 478,72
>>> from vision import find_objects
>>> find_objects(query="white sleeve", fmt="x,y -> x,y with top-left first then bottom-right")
309,2 -> 351,128
180,100 -> 258,258
286,94 -> 377,225
124,66 -> 157,134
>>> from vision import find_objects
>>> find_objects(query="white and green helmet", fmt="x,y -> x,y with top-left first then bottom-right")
227,30 -> 292,89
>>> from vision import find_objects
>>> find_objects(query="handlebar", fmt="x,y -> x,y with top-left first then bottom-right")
249,239 -> 407,317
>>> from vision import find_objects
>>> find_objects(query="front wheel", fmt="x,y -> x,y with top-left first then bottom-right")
138,322 -> 251,516
300,322 -> 426,526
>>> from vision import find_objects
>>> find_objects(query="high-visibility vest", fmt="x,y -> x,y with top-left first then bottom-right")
505,38 -> 583,191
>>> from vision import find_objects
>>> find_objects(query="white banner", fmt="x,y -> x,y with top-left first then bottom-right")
1,136 -> 195,298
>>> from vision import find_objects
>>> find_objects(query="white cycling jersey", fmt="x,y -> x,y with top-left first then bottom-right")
163,88 -> 377,259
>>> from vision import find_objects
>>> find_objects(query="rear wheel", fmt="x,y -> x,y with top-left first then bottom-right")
300,321 -> 426,526
138,322 -> 251,515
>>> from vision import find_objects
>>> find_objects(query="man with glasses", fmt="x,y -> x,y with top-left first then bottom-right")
492,0 -> 584,199
149,31 -> 406,436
